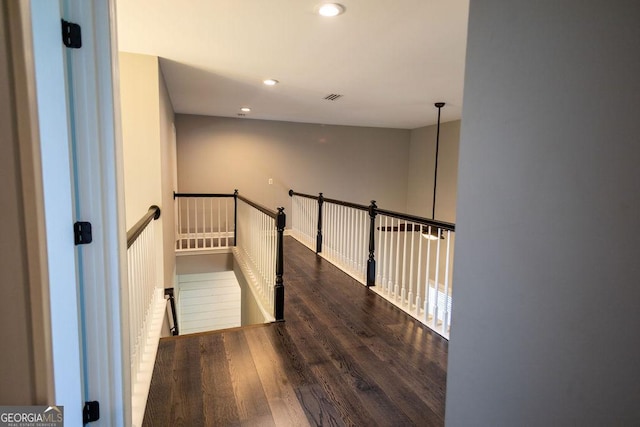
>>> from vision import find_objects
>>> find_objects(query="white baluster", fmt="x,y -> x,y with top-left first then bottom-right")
424,226 -> 432,324
416,229 -> 423,316
195,198 -> 200,248
408,221 -> 415,309
376,215 -> 383,285
345,207 -> 350,270
443,230 -> 452,333
209,197 -> 214,248
330,203 -> 336,261
360,210 -> 366,281
225,198 -> 229,247
394,218 -> 401,299
326,203 -> 332,260
307,197 -> 312,245
433,228 -> 442,331
401,220 -> 408,304
350,208 -> 356,272
175,197 -> 179,250
387,217 -> 394,294
186,198 -> 191,249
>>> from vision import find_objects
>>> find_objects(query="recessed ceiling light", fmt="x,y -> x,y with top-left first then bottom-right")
318,3 -> 345,17
263,79 -> 279,86
240,107 -> 251,112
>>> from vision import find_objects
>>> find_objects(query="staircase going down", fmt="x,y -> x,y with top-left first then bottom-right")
176,271 -> 241,335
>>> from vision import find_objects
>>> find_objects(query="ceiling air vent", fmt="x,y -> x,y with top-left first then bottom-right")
323,93 -> 343,101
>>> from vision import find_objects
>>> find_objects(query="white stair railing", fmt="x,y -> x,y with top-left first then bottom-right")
289,190 -> 318,251
323,199 -> 369,283
172,191 -> 286,320
233,195 -> 286,321
374,212 -> 454,337
174,192 -> 235,251
289,190 -> 455,339
126,205 -> 166,427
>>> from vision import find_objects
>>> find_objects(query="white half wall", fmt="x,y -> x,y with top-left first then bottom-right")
175,115 -> 411,215
446,1 -> 640,425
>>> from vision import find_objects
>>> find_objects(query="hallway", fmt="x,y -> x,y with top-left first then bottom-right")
143,237 -> 448,426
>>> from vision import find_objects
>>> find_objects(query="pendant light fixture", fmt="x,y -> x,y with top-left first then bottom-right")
423,102 -> 446,240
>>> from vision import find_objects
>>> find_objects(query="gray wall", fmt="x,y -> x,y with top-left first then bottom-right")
445,1 -> 640,425
175,115 -> 411,215
407,120 -> 460,222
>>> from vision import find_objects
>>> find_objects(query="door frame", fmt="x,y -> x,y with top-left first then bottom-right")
29,0 -> 129,424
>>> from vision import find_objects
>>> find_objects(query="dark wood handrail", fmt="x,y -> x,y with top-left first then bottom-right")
289,189 -> 369,211
127,205 -> 161,248
376,208 -> 455,231
323,197 -> 369,211
173,192 -> 235,198
237,194 -> 278,218
174,191 -> 277,218
288,190 -> 319,200
289,189 -> 455,231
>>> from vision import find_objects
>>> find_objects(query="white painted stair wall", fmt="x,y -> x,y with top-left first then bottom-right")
176,271 -> 241,334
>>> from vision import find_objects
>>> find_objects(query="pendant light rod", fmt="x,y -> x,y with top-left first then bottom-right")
432,102 -> 445,220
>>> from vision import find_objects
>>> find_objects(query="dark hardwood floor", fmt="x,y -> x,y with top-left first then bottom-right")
143,237 -> 448,426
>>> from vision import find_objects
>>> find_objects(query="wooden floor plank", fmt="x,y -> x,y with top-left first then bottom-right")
244,326 -> 311,427
142,339 -> 175,426
224,331 -> 275,425
287,273 -> 445,424
262,322 -> 346,426
169,337 -> 205,426
283,306 -> 381,426
145,236 -> 448,426
200,334 -> 241,426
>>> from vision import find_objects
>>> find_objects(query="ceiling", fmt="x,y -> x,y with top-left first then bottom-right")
115,0 -> 469,129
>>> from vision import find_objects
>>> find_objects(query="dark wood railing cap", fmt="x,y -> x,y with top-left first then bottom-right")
174,192 -> 236,199
289,189 -> 455,231
237,194 -> 279,218
127,205 -> 161,248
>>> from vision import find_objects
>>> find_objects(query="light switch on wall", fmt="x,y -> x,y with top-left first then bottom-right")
268,178 -> 273,185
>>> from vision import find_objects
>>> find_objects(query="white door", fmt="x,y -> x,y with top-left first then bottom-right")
31,1 -> 83,425
31,0 -> 128,425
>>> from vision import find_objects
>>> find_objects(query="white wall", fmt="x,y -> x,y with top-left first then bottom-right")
175,115 -> 411,215
120,52 -> 176,287
158,64 -> 177,286
446,1 -> 640,425
407,120 -> 460,222
120,52 -> 162,228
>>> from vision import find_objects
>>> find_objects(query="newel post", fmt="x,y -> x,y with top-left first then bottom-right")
274,207 -> 286,321
316,193 -> 324,254
367,200 -> 377,287
233,189 -> 238,246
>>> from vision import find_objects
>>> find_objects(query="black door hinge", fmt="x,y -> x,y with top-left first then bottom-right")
83,401 -> 99,423
61,19 -> 82,48
74,221 -> 93,245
